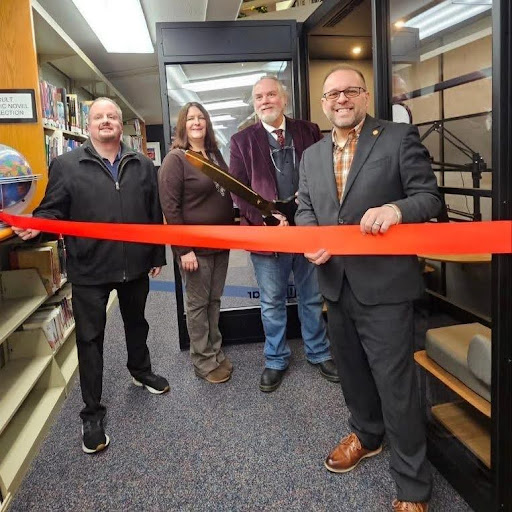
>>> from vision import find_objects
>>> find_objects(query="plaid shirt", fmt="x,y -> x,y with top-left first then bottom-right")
332,117 -> 365,201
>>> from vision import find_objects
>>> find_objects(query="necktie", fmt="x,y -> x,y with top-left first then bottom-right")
273,129 -> 285,149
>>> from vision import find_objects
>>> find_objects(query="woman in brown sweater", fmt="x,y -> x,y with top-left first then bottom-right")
158,102 -> 234,383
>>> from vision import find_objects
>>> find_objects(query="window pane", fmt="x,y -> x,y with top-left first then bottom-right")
164,61 -> 293,311
390,0 -> 494,486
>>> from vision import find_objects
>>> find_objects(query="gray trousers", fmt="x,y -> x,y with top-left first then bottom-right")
326,277 -> 432,503
179,251 -> 230,376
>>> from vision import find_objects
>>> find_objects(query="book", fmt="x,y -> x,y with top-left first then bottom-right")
79,100 -> 93,135
10,246 -> 56,295
56,87 -> 68,130
39,240 -> 63,288
56,101 -> 66,130
66,93 -> 80,133
23,307 -> 61,349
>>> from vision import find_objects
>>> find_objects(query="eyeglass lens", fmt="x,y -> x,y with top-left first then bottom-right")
324,87 -> 364,100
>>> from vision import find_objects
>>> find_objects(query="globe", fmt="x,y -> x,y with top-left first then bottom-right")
0,143 -> 39,217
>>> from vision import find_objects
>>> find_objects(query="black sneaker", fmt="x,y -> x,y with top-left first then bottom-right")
132,372 -> 170,394
82,419 -> 110,454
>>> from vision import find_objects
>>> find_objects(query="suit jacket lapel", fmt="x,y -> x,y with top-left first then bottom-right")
287,117 -> 304,156
254,122 -> 276,184
317,136 -> 340,207
341,115 -> 382,204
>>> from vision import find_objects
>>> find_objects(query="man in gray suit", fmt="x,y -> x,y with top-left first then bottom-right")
295,65 -> 441,512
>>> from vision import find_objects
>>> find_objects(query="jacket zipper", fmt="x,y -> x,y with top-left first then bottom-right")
84,147 -> 136,281
117,157 -> 131,281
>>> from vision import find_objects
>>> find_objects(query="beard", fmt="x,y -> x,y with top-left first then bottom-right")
257,108 -> 281,125
325,110 -> 361,130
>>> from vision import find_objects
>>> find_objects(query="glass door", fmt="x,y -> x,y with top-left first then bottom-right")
386,2 -> 495,510
156,21 -> 301,348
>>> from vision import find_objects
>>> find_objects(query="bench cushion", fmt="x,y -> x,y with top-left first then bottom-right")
426,323 -> 491,402
467,334 -> 492,387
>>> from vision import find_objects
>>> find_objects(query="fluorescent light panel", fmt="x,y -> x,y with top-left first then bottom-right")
210,115 -> 235,122
204,100 -> 248,111
183,73 -> 266,92
71,0 -> 153,53
405,0 -> 491,39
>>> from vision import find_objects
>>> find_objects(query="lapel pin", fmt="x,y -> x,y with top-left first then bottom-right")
372,129 -> 379,136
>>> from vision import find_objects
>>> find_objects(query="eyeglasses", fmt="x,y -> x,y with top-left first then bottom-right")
322,87 -> 366,101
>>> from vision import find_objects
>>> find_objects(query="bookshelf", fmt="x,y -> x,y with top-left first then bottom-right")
0,267 -> 118,509
0,0 -> 130,507
42,125 -> 87,142
123,117 -> 148,155
0,0 -> 146,241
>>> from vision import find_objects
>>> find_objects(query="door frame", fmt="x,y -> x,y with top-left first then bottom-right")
156,20 -> 303,349
370,1 -> 512,510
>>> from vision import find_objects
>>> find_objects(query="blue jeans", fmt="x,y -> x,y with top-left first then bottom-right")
250,252 -> 331,370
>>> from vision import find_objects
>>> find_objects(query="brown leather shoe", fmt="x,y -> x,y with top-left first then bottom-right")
392,500 -> 429,511
218,357 -> 233,373
324,433 -> 382,473
195,366 -> 231,384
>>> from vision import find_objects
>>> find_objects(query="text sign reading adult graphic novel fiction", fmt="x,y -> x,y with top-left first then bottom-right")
0,89 -> 37,123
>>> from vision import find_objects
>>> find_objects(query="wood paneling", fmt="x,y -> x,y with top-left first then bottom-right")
0,0 -> 48,234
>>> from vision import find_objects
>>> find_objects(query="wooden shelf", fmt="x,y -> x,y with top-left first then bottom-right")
0,269 -> 49,345
414,350 -> 491,417
0,384 -> 65,493
0,227 -> 14,243
43,124 -> 88,141
432,401 -> 491,468
0,492 -> 12,512
54,321 -> 76,354
55,330 -> 77,385
0,296 -> 48,345
418,253 -> 492,263
107,289 -> 118,311
0,356 -> 52,435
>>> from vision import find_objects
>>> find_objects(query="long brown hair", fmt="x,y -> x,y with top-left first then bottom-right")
171,102 -> 219,151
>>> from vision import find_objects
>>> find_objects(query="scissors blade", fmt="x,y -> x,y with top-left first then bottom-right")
184,150 -> 275,217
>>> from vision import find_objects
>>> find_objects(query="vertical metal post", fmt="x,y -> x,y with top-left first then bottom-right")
492,1 -> 512,510
371,0 -> 392,120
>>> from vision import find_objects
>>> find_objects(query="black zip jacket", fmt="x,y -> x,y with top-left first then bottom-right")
33,139 -> 166,285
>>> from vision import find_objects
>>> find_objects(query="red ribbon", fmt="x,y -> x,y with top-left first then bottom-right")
1,211 -> 510,255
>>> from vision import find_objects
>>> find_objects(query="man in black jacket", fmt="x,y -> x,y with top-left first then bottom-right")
12,98 -> 168,454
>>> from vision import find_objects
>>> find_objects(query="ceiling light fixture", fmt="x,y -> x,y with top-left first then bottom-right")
183,73 -> 266,92
394,20 -> 405,28
351,46 -> 362,55
404,0 -> 491,40
204,100 -> 248,111
210,115 -> 236,122
71,0 -> 153,53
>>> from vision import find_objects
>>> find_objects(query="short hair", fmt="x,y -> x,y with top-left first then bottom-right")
323,65 -> 367,88
171,102 -> 219,152
88,97 -> 123,122
252,75 -> 288,101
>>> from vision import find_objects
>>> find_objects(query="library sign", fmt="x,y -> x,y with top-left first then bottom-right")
0,89 -> 37,123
